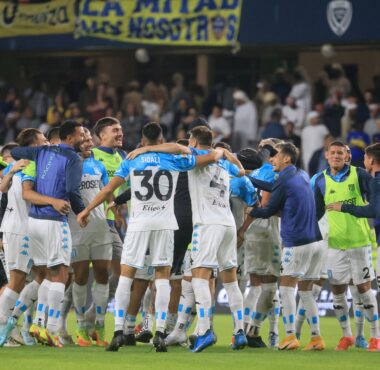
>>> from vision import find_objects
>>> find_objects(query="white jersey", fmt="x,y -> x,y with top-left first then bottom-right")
0,163 -> 29,235
68,157 -> 109,233
115,152 -> 196,232
188,148 -> 239,227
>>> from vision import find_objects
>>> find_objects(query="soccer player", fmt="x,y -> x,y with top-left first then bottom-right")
77,123 -> 220,352
11,120 -> 85,347
130,126 -> 248,352
314,140 -> 380,351
239,142 -> 325,351
0,129 -> 48,346
68,128 -> 112,347
320,143 -> 380,350
84,117 -> 125,332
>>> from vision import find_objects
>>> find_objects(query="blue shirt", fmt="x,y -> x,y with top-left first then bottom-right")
230,176 -> 258,206
250,165 -> 322,247
12,144 -> 85,221
313,164 -> 371,220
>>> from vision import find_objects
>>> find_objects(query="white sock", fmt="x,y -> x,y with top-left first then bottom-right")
73,282 -> 87,328
124,314 -> 136,335
22,305 -> 35,331
175,280 -> 195,330
155,279 -> 171,333
192,278 -> 211,336
114,276 -> 133,332
224,281 -> 244,334
244,285 -> 261,325
94,283 -> 109,326
251,283 -> 277,335
349,285 -> 364,337
13,280 -> 40,319
0,287 -> 19,323
279,286 -> 296,335
46,282 -> 65,335
58,282 -> 73,333
34,279 -> 51,327
332,293 -> 352,337
141,286 -> 152,319
166,313 -> 177,333
268,290 -> 280,335
360,289 -> 380,338
298,290 -> 320,337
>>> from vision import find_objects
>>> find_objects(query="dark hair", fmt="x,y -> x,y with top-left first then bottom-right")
46,127 -> 60,142
365,143 -> 380,164
213,142 -> 232,152
328,140 -> 347,150
237,148 -> 262,170
59,120 -> 83,140
142,122 -> 162,142
1,143 -> 18,156
16,128 -> 41,147
93,117 -> 120,137
276,142 -> 298,165
188,117 -> 210,131
176,139 -> 189,146
190,126 -> 213,147
270,108 -> 282,122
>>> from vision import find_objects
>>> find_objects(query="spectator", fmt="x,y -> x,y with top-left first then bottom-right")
284,121 -> 301,148
24,80 -> 49,120
208,104 -> 231,143
261,92 -> 282,125
323,94 -> 345,137
172,98 -> 189,138
341,102 -> 358,140
373,119 -> 380,143
327,63 -> 351,99
232,90 -> 258,151
346,122 -> 371,167
308,134 -> 334,176
46,89 -> 67,125
301,111 -> 329,171
86,82 -> 111,126
16,105 -> 40,131
281,96 -> 304,135
364,104 -> 380,140
261,108 -> 286,140
271,68 -> 291,104
289,66 -> 312,119
121,80 -> 143,113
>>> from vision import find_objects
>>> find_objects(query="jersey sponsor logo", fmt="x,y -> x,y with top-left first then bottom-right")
142,204 -> 166,212
80,179 -> 101,190
212,199 -> 228,208
336,196 -> 357,205
107,169 -> 116,178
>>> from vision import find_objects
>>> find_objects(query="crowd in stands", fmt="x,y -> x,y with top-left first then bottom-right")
0,62 -> 379,174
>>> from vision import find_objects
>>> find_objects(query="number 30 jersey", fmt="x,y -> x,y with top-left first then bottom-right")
115,152 -> 196,232
188,148 -> 240,227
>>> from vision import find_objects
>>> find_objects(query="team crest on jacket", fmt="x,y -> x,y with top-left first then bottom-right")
327,0 -> 353,36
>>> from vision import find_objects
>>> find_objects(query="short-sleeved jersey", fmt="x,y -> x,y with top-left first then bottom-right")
188,148 -> 239,227
0,162 -> 31,235
92,147 -> 126,221
114,152 -> 196,232
68,157 -> 109,234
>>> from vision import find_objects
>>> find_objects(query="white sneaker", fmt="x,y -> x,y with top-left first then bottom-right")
165,330 -> 187,346
4,337 -> 21,347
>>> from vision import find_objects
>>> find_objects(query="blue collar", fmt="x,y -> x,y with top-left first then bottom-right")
58,143 -> 75,152
98,146 -> 115,154
326,164 -> 350,182
279,165 -> 296,177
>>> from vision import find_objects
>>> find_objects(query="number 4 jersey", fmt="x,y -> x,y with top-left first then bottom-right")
188,148 -> 240,227
114,152 -> 196,232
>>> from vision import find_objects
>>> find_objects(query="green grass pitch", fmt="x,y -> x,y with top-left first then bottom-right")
1,314 -> 379,370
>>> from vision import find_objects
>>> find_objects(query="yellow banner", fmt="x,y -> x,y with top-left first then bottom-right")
77,0 -> 242,46
0,0 -> 75,38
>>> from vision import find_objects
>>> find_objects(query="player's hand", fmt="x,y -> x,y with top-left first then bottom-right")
213,149 -> 224,161
326,202 -> 343,212
237,228 -> 245,248
114,207 -> 127,229
51,199 -> 71,215
11,159 -> 29,174
127,147 -> 148,160
77,209 -> 90,228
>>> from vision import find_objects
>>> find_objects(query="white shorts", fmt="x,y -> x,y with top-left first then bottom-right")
28,218 -> 72,268
71,232 -> 112,263
183,249 -> 192,277
121,229 -> 174,269
281,241 -> 323,280
190,224 -> 237,272
327,245 -> 374,286
3,233 -> 33,274
245,239 -> 281,277
135,261 -> 155,281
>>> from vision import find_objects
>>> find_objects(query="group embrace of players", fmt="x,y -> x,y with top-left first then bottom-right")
0,116 -> 379,353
